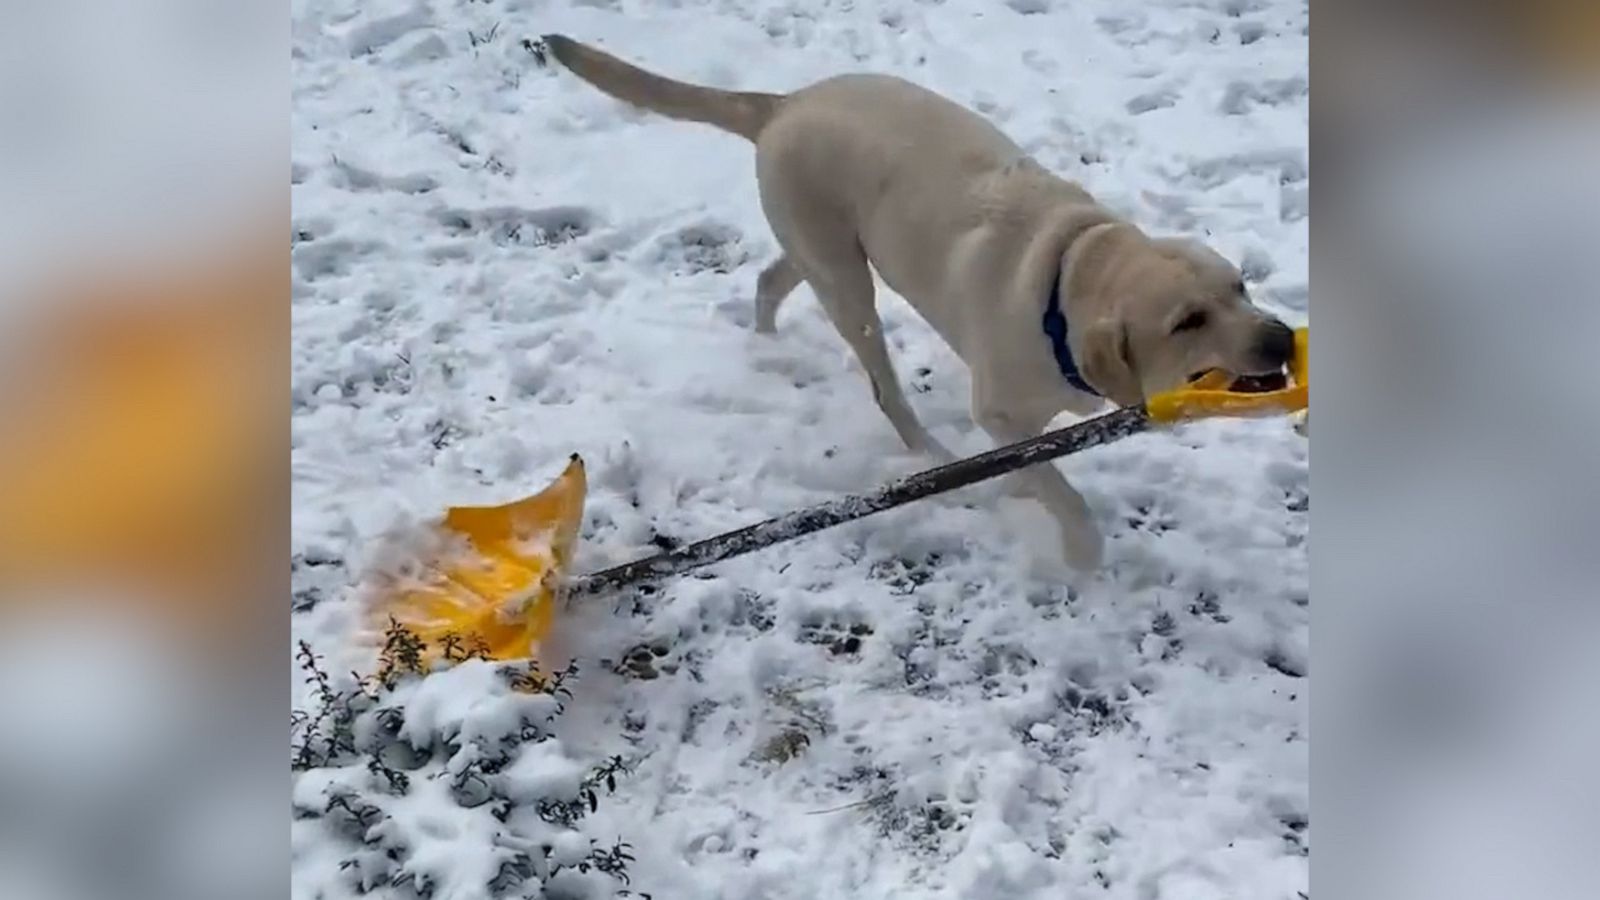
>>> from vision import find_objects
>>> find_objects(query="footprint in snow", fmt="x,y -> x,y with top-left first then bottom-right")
1264,646 -> 1307,679
345,8 -> 434,59
1264,282 -> 1309,312
1280,184 -> 1309,223
1239,246 -> 1277,283
798,615 -> 875,657
1020,49 -> 1060,77
1095,12 -> 1151,46
654,221 -> 750,275
1003,0 -> 1051,15
1218,0 -> 1271,17
290,549 -> 346,613
1219,76 -> 1309,116
291,215 -> 336,247
389,32 -> 450,68
1125,501 -> 1180,535
1177,149 -> 1308,190
329,158 -> 439,195
1140,191 -> 1200,231
1126,87 -> 1180,116
434,204 -> 596,247
292,237 -> 386,281
611,640 -> 671,681
1235,20 -> 1268,45
745,343 -> 835,389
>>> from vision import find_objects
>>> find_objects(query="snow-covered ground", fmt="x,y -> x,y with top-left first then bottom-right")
292,1 -> 1308,897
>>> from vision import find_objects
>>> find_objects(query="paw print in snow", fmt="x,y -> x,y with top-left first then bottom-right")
657,221 -> 749,275
612,640 -> 671,680
798,616 -> 874,657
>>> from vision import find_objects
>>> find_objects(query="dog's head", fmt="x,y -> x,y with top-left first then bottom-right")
1067,226 -> 1295,407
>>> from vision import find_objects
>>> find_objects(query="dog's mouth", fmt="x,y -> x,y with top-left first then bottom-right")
1230,371 -> 1288,392
1187,369 -> 1288,393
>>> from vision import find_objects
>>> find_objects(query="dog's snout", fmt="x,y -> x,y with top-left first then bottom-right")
1253,320 -> 1295,369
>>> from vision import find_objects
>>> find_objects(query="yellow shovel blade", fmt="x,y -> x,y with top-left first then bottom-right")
1145,327 -> 1308,424
373,455 -> 586,663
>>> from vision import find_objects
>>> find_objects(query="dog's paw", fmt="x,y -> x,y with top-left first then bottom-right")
923,439 -> 957,466
1060,520 -> 1106,573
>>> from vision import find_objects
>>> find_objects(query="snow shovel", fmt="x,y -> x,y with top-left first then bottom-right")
370,329 -> 1307,662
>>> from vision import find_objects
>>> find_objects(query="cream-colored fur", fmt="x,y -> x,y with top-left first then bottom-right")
544,35 -> 1294,571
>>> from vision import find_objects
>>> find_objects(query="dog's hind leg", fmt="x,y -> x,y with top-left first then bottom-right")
756,133 -> 949,460
800,241 -> 951,461
754,255 -> 802,334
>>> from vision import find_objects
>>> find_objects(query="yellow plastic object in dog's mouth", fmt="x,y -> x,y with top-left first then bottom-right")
368,455 -> 587,663
1147,327 -> 1308,424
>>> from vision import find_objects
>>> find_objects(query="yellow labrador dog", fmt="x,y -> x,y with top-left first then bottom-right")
544,35 -> 1295,571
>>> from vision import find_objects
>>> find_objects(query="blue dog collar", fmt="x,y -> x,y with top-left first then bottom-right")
1041,274 -> 1101,397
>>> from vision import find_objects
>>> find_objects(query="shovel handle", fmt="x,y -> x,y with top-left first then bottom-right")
564,406 -> 1152,599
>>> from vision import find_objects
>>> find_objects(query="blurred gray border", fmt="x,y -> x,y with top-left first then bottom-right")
1315,2 -> 1600,899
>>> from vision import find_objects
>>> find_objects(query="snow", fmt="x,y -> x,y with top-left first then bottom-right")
292,0 -> 1308,897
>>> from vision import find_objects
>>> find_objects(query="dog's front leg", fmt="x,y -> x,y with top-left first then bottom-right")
971,402 -> 1105,572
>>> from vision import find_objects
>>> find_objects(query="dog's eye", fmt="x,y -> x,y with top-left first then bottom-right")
1171,310 -> 1208,333
1233,279 -> 1248,294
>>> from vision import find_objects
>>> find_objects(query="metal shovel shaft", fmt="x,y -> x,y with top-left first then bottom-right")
564,404 -> 1152,599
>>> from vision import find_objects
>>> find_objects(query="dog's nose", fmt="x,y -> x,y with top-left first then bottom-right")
1253,320 -> 1295,369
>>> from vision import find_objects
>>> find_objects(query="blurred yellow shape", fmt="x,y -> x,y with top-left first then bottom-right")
0,235 -> 283,638
1529,0 -> 1600,78
371,456 -> 587,663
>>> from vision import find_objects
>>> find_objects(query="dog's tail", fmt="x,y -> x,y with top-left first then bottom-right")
542,35 -> 783,142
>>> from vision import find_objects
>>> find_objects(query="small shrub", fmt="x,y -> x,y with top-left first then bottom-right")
292,623 -> 643,896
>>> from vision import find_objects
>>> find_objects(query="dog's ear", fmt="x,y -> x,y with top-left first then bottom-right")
1079,319 -> 1142,407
